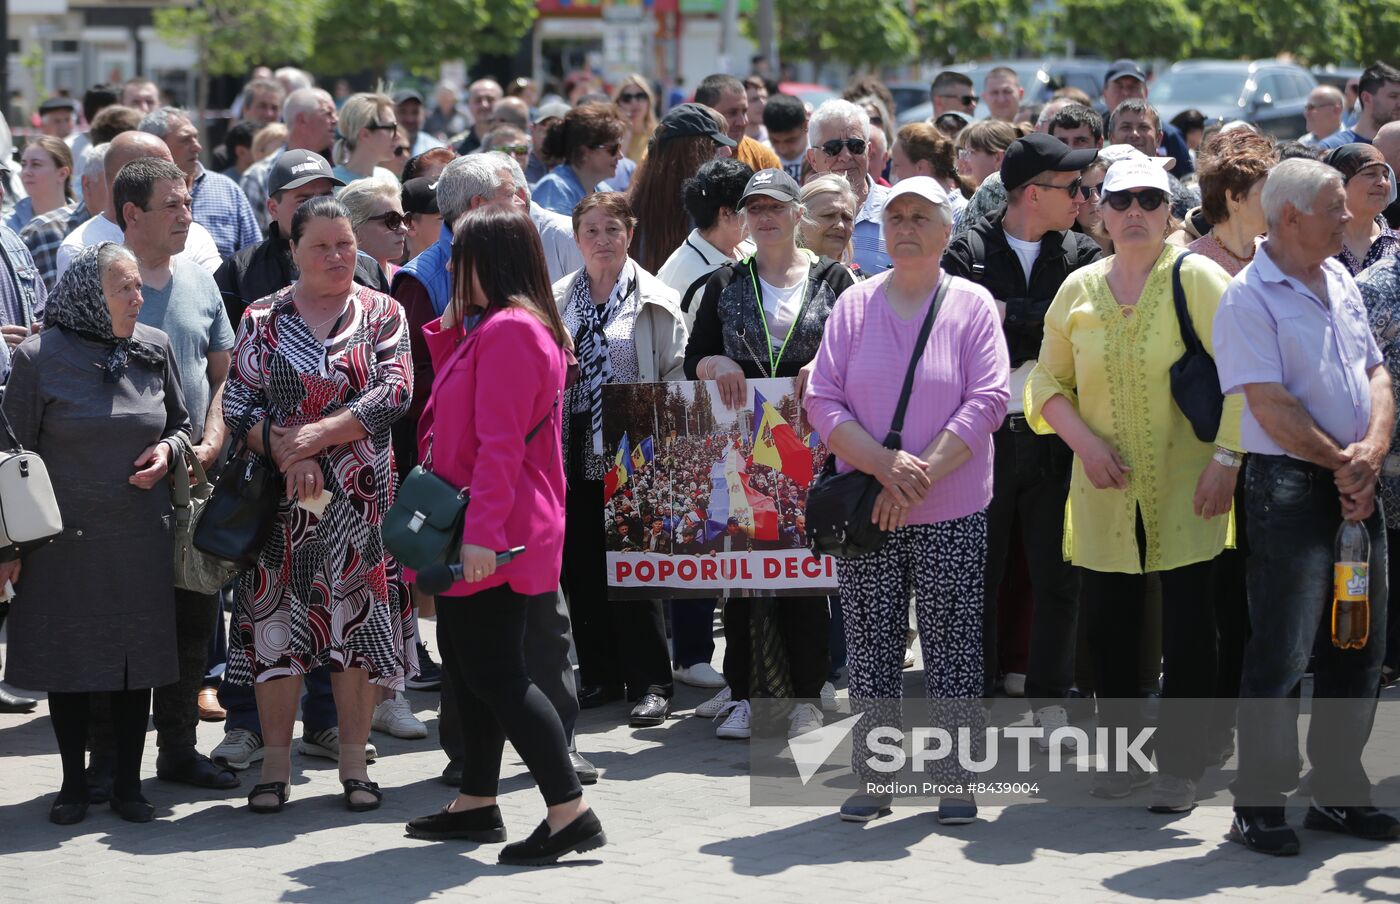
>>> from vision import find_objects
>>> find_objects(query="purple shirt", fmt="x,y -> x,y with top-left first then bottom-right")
805,271 -> 1009,524
1214,240 -> 1382,457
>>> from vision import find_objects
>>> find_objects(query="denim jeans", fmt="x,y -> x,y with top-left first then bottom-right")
983,418 -> 1080,705
670,598 -> 717,668
1233,454 -> 1388,808
219,665 -> 338,736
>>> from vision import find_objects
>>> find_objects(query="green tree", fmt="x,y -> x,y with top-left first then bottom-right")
1189,0 -> 1358,65
775,0 -> 918,70
1352,0 -> 1400,69
1056,0 -> 1199,62
914,0 -> 1043,65
155,0 -> 319,117
308,0 -> 536,77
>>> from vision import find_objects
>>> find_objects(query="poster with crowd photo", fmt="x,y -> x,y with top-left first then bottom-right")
599,377 -> 839,599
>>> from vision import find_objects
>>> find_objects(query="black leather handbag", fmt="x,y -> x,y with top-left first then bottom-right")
192,415 -> 281,570
806,276 -> 949,559
1167,252 -> 1224,443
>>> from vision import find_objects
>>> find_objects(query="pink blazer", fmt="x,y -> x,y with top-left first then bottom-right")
418,308 -> 567,597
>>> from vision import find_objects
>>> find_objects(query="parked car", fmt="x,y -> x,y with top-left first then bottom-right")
778,82 -> 835,112
1150,60 -> 1318,140
896,58 -> 1106,126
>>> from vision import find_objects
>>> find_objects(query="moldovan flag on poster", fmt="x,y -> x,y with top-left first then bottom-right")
631,436 -> 654,472
604,433 -> 632,498
752,390 -> 814,487
706,448 -> 779,541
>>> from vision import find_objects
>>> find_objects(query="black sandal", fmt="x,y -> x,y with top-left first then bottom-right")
343,779 -> 383,813
247,782 -> 289,814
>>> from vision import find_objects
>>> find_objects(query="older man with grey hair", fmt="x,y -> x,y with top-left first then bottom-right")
805,98 -> 889,273
20,141 -> 105,285
390,150 -> 595,788
240,88 -> 339,231
141,106 -> 260,259
1215,157 -> 1399,855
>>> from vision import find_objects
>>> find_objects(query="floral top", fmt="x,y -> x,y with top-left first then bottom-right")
1026,246 -> 1243,574
1337,216 -> 1400,276
1357,255 -> 1400,514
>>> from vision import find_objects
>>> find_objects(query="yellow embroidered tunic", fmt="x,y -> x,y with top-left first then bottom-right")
1025,246 -> 1243,574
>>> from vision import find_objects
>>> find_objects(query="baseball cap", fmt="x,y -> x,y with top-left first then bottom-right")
393,89 -> 425,106
1000,132 -> 1098,192
1105,59 -> 1147,87
1096,143 -> 1174,170
885,175 -> 950,208
534,101 -> 571,124
401,176 -> 440,216
1102,158 -> 1171,194
656,103 -> 738,148
738,168 -> 801,207
933,110 -> 973,130
267,149 -> 343,196
38,97 -> 78,115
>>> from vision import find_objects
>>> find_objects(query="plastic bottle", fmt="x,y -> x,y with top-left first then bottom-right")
1332,520 -> 1370,650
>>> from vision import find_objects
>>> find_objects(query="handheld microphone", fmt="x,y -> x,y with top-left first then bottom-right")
416,547 -> 526,595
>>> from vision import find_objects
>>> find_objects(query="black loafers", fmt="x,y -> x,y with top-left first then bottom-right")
110,795 -> 155,823
406,804 -> 507,842
498,809 -> 606,866
49,795 -> 89,825
571,750 -> 599,785
628,693 -> 669,727
156,749 -> 240,790
0,686 -> 37,713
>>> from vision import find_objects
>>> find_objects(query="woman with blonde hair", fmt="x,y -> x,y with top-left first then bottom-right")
252,124 -> 289,162
340,176 -> 410,284
7,135 -> 74,232
957,120 -> 1018,188
797,173 -> 858,267
612,74 -> 657,164
332,93 -> 400,187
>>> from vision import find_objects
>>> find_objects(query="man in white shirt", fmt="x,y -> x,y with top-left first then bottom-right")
58,131 -> 221,278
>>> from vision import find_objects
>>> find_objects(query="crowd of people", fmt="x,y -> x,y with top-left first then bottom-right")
0,55 -> 1398,864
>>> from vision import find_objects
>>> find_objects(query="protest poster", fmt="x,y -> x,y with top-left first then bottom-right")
600,376 -> 838,599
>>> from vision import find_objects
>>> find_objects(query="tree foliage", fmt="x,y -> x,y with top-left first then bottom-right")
914,0 -> 1043,66
308,0 -> 537,77
774,0 -> 919,70
1056,0 -> 1200,62
155,0 -> 320,77
1189,0 -> 1358,66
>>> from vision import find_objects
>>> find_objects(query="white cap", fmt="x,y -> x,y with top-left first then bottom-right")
1102,158 -> 1171,194
1097,143 -> 1175,171
885,175 -> 949,208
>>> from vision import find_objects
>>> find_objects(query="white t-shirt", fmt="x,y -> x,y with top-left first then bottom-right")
757,275 -> 806,349
1002,231 -> 1042,415
57,214 -> 224,280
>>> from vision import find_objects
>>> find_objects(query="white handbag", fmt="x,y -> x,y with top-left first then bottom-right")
0,409 -> 62,549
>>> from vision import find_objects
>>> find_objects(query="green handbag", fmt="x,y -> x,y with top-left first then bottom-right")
383,399 -> 558,572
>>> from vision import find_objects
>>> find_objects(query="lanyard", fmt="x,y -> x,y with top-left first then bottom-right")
747,257 -> 809,377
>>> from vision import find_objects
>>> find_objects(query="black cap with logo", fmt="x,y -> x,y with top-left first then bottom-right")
401,177 -> 440,216
268,149 -> 344,196
1000,132 -> 1098,192
739,168 -> 802,207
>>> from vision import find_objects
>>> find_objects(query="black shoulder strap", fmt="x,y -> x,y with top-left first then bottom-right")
1171,251 -> 1204,355
524,391 -> 562,444
967,229 -> 986,279
884,276 -> 951,449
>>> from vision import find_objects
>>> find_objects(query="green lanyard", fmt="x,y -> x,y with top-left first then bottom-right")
747,257 -> 810,377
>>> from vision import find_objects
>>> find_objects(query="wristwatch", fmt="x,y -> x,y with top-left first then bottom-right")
1212,446 -> 1244,469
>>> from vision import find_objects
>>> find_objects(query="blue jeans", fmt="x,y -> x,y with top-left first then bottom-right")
1233,455 -> 1388,808
670,598 -> 717,668
219,665 -> 338,736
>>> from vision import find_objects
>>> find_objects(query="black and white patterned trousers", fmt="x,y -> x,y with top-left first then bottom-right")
837,511 -> 988,789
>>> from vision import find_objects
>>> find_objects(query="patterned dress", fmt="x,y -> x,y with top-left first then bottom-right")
223,284 -> 415,689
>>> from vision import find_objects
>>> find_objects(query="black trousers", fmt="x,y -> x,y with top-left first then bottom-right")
562,477 -> 673,698
436,586 -> 582,806
982,419 -> 1080,703
50,688 -> 151,801
722,596 -> 829,701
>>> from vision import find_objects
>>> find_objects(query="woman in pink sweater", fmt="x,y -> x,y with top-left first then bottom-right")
403,206 -> 604,866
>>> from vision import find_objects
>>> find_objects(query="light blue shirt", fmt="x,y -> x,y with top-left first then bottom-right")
854,178 -> 891,276
1214,240 -> 1382,457
533,164 -> 588,216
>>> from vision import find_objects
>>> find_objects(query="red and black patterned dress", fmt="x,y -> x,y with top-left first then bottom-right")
223,284 -> 416,689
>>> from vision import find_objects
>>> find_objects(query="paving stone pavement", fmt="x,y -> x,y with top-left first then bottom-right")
1,620 -> 1398,903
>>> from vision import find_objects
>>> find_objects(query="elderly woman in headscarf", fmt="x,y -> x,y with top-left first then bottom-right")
1324,143 -> 1400,275
0,241 -> 192,826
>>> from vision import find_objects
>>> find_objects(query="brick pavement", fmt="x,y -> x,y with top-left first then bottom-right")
1,621 -> 1397,904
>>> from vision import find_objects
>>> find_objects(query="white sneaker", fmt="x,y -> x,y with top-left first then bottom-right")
674,662 -> 727,688
820,681 -> 838,713
1003,672 -> 1027,697
372,694 -> 429,740
788,702 -> 824,739
695,685 -> 732,719
1034,704 -> 1076,751
298,727 -> 379,763
902,646 -> 916,669
211,728 -> 264,771
715,700 -> 751,739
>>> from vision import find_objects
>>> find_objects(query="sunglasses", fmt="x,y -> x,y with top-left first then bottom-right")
591,142 -> 622,156
617,92 -> 648,104
1028,176 -> 1084,197
820,138 -> 867,157
367,210 -> 406,230
366,121 -> 399,132
937,93 -> 979,106
1077,183 -> 1102,201
1103,189 -> 1167,212
393,146 -> 411,157
496,144 -> 531,155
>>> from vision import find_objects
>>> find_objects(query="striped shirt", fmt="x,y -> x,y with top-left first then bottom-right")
192,164 -> 262,259
852,177 -> 890,275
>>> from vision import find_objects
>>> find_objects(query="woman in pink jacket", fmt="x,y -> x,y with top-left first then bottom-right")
403,206 -> 604,866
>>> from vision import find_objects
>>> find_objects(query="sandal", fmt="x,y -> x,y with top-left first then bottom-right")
247,781 -> 289,814
343,778 -> 383,813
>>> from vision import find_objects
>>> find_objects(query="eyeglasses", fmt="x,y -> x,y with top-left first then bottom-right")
591,142 -> 622,156
820,138 -> 867,157
936,93 -> 979,106
1077,183 -> 1102,201
1027,176 -> 1084,197
617,92 -> 648,104
366,121 -> 398,132
1103,189 -> 1167,212
495,144 -> 531,155
366,210 -> 406,230
393,146 -> 411,157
